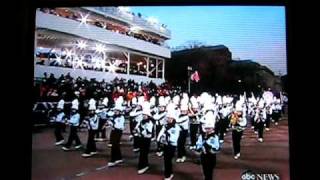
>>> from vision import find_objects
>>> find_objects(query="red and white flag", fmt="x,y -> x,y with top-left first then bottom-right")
190,71 -> 200,82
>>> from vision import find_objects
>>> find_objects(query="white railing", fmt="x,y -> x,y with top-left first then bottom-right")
36,11 -> 171,58
35,65 -> 165,85
82,7 -> 171,38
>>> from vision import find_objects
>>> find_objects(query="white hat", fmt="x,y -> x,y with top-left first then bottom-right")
203,101 -> 215,112
216,96 -> 222,105
150,96 -> 156,107
164,96 -> 171,105
258,99 -> 265,108
201,111 -> 216,130
132,97 -> 138,105
114,98 -> 124,111
190,96 -> 199,109
166,103 -> 178,120
138,96 -> 145,106
88,98 -> 96,110
182,93 -> 189,101
142,101 -> 152,116
57,99 -> 64,109
180,99 -> 189,111
89,104 -> 96,110
102,97 -> 109,107
211,96 -> 215,104
158,96 -> 166,107
71,99 -> 79,110
173,95 -> 180,105
235,101 -> 243,111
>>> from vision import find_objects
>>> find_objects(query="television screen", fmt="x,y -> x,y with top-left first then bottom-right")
32,6 -> 288,180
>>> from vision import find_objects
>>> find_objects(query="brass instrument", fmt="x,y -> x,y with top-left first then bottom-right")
230,112 -> 239,125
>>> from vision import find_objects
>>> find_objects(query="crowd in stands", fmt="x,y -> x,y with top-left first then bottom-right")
39,7 -> 167,47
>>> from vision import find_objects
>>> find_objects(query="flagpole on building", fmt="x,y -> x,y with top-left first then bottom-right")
187,66 -> 192,94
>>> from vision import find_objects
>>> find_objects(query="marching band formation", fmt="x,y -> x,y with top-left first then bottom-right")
50,89 -> 287,180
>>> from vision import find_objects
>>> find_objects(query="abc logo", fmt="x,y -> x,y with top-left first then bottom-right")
241,170 -> 256,180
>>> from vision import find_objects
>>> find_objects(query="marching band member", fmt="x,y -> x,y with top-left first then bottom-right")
82,102 -> 99,157
128,96 -> 138,141
254,107 -> 266,142
53,99 -> 66,145
157,102 -> 180,180
149,96 -> 157,141
265,104 -> 272,131
176,97 -> 189,163
134,101 -> 154,174
272,99 -> 282,126
195,111 -> 220,180
218,103 -> 232,143
107,98 -> 125,167
95,97 -> 109,141
231,101 -> 247,159
153,96 -> 167,156
129,96 -> 144,152
189,95 -> 201,150
62,102 -> 82,151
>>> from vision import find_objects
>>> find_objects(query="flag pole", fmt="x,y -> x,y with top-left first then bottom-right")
188,66 -> 192,94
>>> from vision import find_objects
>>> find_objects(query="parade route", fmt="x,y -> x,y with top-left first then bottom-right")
32,117 -> 289,180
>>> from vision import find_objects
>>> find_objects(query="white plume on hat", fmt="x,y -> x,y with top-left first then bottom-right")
142,101 -> 152,116
57,99 -> 64,109
158,96 -> 166,107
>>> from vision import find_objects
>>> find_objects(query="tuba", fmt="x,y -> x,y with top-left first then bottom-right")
230,112 -> 239,125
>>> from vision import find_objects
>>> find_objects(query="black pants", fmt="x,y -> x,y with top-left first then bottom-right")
257,121 -> 264,138
190,124 -> 200,146
129,118 -> 137,136
85,129 -> 97,153
138,137 -> 151,169
110,129 -> 122,162
201,153 -> 217,180
266,114 -> 271,128
54,122 -> 64,142
65,126 -> 81,147
219,117 -> 229,141
177,129 -> 188,158
250,116 -> 255,128
273,112 -> 281,123
232,130 -> 243,155
156,124 -> 163,152
96,119 -> 106,139
164,145 -> 176,178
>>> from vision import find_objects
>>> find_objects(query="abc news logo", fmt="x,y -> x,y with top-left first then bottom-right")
241,170 -> 280,180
